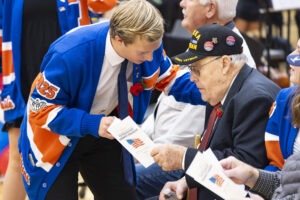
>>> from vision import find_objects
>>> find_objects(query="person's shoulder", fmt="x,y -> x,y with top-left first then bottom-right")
51,21 -> 109,53
279,85 -> 297,96
250,69 -> 280,90
271,86 -> 296,102
233,68 -> 279,103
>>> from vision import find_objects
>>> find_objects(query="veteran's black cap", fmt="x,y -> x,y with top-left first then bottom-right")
172,23 -> 243,65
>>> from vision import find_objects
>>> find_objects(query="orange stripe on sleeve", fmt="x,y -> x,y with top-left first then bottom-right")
29,105 -> 66,165
155,65 -> 180,91
87,0 -> 118,13
0,36 -> 2,56
79,0 -> 91,25
265,140 -> 285,169
143,69 -> 160,89
2,50 -> 13,77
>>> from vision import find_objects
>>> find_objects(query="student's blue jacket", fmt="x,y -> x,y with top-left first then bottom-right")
1,0 -> 117,121
19,21 -> 204,200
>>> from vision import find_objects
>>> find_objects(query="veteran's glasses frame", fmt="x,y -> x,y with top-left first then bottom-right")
187,56 -> 221,76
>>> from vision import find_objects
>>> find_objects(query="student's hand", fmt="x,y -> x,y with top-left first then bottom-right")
159,177 -> 188,200
98,116 -> 115,140
151,144 -> 187,171
220,156 -> 259,188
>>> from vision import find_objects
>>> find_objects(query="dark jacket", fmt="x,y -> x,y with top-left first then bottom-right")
184,65 -> 280,199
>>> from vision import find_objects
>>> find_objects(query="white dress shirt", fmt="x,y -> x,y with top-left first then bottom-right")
90,32 -> 133,115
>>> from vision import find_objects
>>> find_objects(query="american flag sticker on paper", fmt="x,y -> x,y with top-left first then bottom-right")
127,138 -> 145,149
209,174 -> 225,187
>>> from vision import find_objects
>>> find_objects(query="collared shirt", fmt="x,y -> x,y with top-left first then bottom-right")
90,32 -> 133,115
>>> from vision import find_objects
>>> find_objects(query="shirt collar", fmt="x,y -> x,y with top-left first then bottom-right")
105,32 -> 125,67
221,74 -> 238,105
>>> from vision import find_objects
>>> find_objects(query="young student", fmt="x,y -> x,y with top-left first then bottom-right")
1,1 -> 117,199
17,0 -> 204,199
264,39 -> 300,172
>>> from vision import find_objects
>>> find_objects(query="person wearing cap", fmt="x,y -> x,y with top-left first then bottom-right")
221,42 -> 300,200
151,23 -> 280,200
136,1 -> 258,198
263,39 -> 300,173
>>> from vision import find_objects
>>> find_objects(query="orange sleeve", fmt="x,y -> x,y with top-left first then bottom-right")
87,0 -> 118,13
265,139 -> 285,169
155,65 -> 180,91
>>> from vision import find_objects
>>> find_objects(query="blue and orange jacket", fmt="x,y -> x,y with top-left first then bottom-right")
19,21 -> 204,200
265,86 -> 299,171
0,0 -> 2,90
1,0 -> 117,122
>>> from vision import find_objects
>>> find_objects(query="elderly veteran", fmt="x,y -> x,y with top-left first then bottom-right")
151,23 -> 280,200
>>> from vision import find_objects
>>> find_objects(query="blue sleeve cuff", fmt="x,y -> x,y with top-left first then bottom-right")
264,165 -> 280,172
81,113 -> 104,138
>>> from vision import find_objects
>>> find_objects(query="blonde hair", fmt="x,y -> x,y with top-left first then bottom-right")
110,0 -> 164,45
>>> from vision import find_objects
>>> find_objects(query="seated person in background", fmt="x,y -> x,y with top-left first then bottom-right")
220,154 -> 300,200
180,0 -> 256,68
264,39 -> 300,172
151,24 -> 280,200
136,91 -> 206,200
142,92 -> 205,147
235,0 -> 261,33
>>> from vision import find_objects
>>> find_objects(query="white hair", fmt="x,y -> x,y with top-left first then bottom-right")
199,0 -> 238,20
230,54 -> 248,65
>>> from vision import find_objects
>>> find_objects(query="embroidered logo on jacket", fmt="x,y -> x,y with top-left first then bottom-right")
36,73 -> 60,100
29,98 -> 48,112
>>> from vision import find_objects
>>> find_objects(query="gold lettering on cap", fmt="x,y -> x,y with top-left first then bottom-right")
183,56 -> 198,62
189,43 -> 197,50
175,57 -> 183,62
192,30 -> 201,41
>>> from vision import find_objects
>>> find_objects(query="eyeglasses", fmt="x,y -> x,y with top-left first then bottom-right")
187,57 -> 221,76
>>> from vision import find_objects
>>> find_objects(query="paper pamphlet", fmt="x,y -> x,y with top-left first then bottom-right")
107,116 -> 155,168
186,149 -> 247,200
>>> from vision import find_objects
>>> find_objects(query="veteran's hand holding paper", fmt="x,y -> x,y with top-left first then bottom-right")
186,149 -> 247,200
151,144 -> 187,171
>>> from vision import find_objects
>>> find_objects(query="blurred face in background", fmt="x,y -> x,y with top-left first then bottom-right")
179,0 -> 212,34
289,39 -> 300,85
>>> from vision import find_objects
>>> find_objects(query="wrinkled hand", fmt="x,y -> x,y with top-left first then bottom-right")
98,116 -> 115,140
151,144 -> 187,171
220,156 -> 259,188
159,177 -> 188,200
